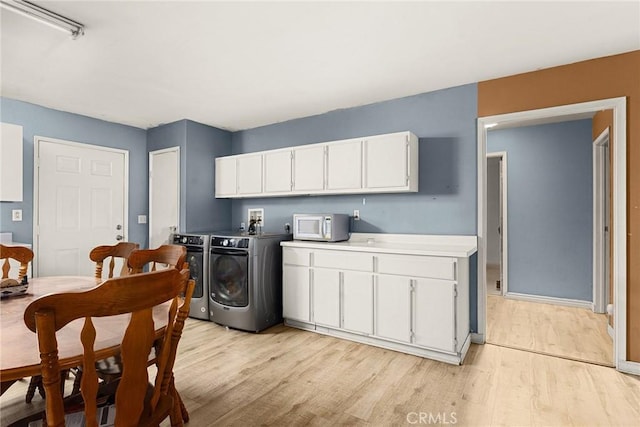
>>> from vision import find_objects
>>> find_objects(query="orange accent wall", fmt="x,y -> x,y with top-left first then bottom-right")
478,50 -> 640,362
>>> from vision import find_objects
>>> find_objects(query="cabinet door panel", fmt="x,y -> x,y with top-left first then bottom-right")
215,157 -> 237,197
375,275 -> 411,342
312,269 -> 340,327
365,133 -> 407,189
264,150 -> 292,193
293,145 -> 325,191
343,271 -> 373,335
237,154 -> 262,194
377,254 -> 455,280
327,140 -> 362,190
414,278 -> 455,352
283,265 -> 310,322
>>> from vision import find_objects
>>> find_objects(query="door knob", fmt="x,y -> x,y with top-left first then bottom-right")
116,224 -> 122,230
116,235 -> 123,241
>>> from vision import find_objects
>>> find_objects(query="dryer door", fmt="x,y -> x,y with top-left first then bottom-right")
210,248 -> 249,307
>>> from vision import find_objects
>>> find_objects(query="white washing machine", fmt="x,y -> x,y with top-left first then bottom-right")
208,231 -> 291,332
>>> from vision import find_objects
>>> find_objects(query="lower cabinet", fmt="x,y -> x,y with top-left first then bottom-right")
375,275 -> 411,342
342,271 -> 373,335
282,245 -> 471,365
283,265 -> 310,322
312,269 -> 340,328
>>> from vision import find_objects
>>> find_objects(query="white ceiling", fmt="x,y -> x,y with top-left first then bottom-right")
1,1 -> 639,131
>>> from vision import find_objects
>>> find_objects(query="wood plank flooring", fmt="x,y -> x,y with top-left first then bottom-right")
487,295 -> 613,366
2,319 -> 638,426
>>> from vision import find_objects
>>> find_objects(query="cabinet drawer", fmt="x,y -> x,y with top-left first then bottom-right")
376,255 -> 455,280
313,250 -> 373,272
283,248 -> 312,266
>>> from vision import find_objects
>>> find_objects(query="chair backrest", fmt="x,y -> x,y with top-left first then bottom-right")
0,244 -> 34,281
90,242 -> 140,280
24,268 -> 194,427
128,245 -> 187,274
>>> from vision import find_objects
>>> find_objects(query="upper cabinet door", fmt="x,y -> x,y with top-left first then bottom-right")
0,122 -> 23,202
364,133 -> 409,189
237,154 -> 263,195
264,150 -> 292,193
326,139 -> 362,191
293,145 -> 325,192
215,156 -> 237,197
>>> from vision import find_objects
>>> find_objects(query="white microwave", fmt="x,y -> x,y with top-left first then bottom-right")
293,214 -> 350,242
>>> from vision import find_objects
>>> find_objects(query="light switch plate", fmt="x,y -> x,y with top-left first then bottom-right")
138,215 -> 147,224
12,209 -> 22,221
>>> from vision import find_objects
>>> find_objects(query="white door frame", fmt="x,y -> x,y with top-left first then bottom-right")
593,128 -> 610,314
33,136 -> 129,276
149,146 -> 180,247
486,151 -> 508,295
476,97 -> 633,374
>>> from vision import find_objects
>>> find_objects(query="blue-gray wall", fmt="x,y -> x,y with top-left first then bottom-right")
231,83 -> 479,329
0,98 -> 148,247
487,120 -> 593,301
147,119 -> 232,234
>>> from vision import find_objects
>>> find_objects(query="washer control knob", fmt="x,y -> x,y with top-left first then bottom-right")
182,236 -> 188,244
222,239 -> 229,246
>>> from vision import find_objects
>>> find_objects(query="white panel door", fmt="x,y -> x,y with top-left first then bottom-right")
342,271 -> 373,334
149,147 -> 179,249
283,265 -> 311,322
37,139 -> 126,277
312,268 -> 340,327
326,140 -> 362,190
293,145 -> 325,191
375,275 -> 411,342
413,279 -> 456,352
365,133 -> 407,189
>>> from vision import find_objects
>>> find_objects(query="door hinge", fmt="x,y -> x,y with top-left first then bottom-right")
453,338 -> 458,348
453,284 -> 458,297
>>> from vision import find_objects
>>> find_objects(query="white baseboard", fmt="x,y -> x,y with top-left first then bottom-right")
618,360 -> 640,376
504,292 -> 592,309
471,333 -> 484,344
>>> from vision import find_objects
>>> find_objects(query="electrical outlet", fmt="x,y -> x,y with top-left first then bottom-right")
12,209 -> 22,221
353,209 -> 360,220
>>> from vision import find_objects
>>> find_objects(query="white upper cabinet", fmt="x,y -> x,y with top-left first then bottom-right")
0,122 -> 24,202
292,144 -> 325,192
215,156 -> 237,197
264,149 -> 292,193
214,131 -> 418,198
237,154 -> 262,195
326,139 -> 362,191
364,132 -> 418,192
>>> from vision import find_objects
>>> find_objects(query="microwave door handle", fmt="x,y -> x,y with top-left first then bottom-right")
322,220 -> 327,238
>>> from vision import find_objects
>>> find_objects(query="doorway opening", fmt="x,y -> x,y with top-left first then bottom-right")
486,152 -> 507,297
476,97 -> 630,373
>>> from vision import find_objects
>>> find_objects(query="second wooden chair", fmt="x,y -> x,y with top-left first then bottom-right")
128,244 -> 187,274
90,242 -> 139,280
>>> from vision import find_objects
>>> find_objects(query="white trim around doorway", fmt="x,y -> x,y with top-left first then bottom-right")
592,128 -> 610,314
476,97 -> 628,373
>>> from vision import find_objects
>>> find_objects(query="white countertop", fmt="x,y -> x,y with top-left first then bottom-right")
281,233 -> 477,258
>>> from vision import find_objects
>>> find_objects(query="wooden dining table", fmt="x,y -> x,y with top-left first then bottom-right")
0,275 -> 171,394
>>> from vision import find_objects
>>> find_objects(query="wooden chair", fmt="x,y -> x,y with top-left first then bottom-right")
23,268 -> 194,427
90,242 -> 139,280
0,244 -> 33,283
0,244 -> 47,403
128,244 -> 187,274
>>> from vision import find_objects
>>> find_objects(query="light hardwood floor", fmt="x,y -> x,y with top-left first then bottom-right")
2,319 -> 638,426
487,295 -> 613,367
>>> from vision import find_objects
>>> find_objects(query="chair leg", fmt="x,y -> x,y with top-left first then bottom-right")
168,378 -> 186,426
71,368 -> 82,394
25,376 -> 41,403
